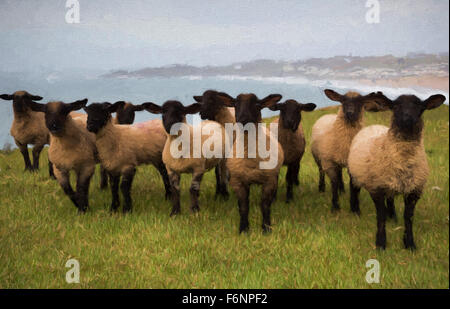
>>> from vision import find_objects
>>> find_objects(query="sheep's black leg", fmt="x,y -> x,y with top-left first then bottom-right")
31,144 -> 44,171
156,162 -> 171,200
168,172 -> 181,216
386,197 -> 397,222
337,167 -> 345,194
120,167 -> 136,214
286,161 -> 300,203
314,156 -> 325,192
215,161 -> 229,200
214,165 -> 221,199
109,173 -> 120,213
99,166 -> 108,190
235,183 -> 250,233
349,176 -> 361,215
76,167 -> 94,213
190,172 -> 204,213
261,182 -> 277,233
293,160 -> 300,186
328,167 -> 341,212
48,159 -> 56,179
403,192 -> 420,250
369,190 -> 387,250
55,169 -> 80,211
17,142 -> 32,171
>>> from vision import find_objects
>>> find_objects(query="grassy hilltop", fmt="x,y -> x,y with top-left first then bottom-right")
0,105 -> 448,288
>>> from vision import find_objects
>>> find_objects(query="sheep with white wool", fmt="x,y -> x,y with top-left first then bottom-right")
311,89 -> 385,213
84,102 -> 171,213
269,99 -> 316,202
29,99 -> 97,213
213,93 -> 284,233
143,100 -> 227,216
0,91 -> 54,176
194,90 -> 237,199
347,92 -> 446,250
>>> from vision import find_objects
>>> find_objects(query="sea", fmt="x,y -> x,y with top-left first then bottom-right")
0,70 -> 448,149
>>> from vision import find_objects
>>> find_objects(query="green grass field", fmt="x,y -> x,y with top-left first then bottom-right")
0,105 -> 448,289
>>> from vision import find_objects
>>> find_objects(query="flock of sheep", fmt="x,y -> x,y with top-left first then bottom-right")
0,89 -> 446,250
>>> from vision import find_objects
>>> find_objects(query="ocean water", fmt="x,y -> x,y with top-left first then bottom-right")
0,71 -> 447,149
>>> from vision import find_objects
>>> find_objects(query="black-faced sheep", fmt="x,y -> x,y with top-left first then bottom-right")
269,100 -> 317,202
143,100 -> 227,216
0,91 -> 54,176
347,92 -> 446,250
214,93 -> 284,233
84,102 -> 171,213
194,90 -> 237,199
311,89 -> 384,213
28,99 -> 96,213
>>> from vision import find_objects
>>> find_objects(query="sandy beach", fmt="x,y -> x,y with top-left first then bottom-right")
357,75 -> 449,92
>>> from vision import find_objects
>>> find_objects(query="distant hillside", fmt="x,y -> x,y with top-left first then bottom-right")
102,53 -> 449,81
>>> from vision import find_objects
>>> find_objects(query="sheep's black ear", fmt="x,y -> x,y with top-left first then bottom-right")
110,101 -> 126,112
300,103 -> 317,112
193,96 -> 203,103
29,94 -> 43,101
0,94 -> 13,101
142,102 -> 162,114
67,99 -> 88,111
363,92 -> 393,111
268,102 -> 285,111
29,101 -> 47,113
324,89 -> 344,102
132,103 -> 146,111
259,94 -> 282,109
216,92 -> 235,107
423,94 -> 446,110
184,103 -> 202,115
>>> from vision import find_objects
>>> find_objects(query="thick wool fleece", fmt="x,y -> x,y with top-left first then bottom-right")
311,106 -> 364,171
163,120 -> 226,174
271,117 -> 305,165
48,116 -> 98,174
11,110 -> 49,147
94,119 -> 167,174
348,125 -> 429,195
226,126 -> 284,187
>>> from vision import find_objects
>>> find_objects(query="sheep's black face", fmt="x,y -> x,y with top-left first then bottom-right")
195,90 -> 222,121
324,89 -> 367,124
271,100 -> 317,132
234,94 -> 261,126
84,103 -> 112,134
391,95 -> 426,135
234,93 -> 283,126
116,102 -> 139,125
0,91 -> 43,113
161,101 -> 188,134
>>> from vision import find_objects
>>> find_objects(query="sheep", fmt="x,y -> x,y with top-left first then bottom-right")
28,98 -> 96,213
0,91 -> 54,176
143,100 -> 227,216
111,101 -> 147,125
347,92 -> 446,250
95,101 -> 145,189
83,102 -> 171,213
211,93 -> 284,233
311,89 -> 385,213
269,100 -> 317,202
194,90 -> 237,199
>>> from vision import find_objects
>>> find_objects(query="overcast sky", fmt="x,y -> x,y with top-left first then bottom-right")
0,0 -> 448,72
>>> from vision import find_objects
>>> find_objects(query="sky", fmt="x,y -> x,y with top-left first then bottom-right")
0,0 -> 448,72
